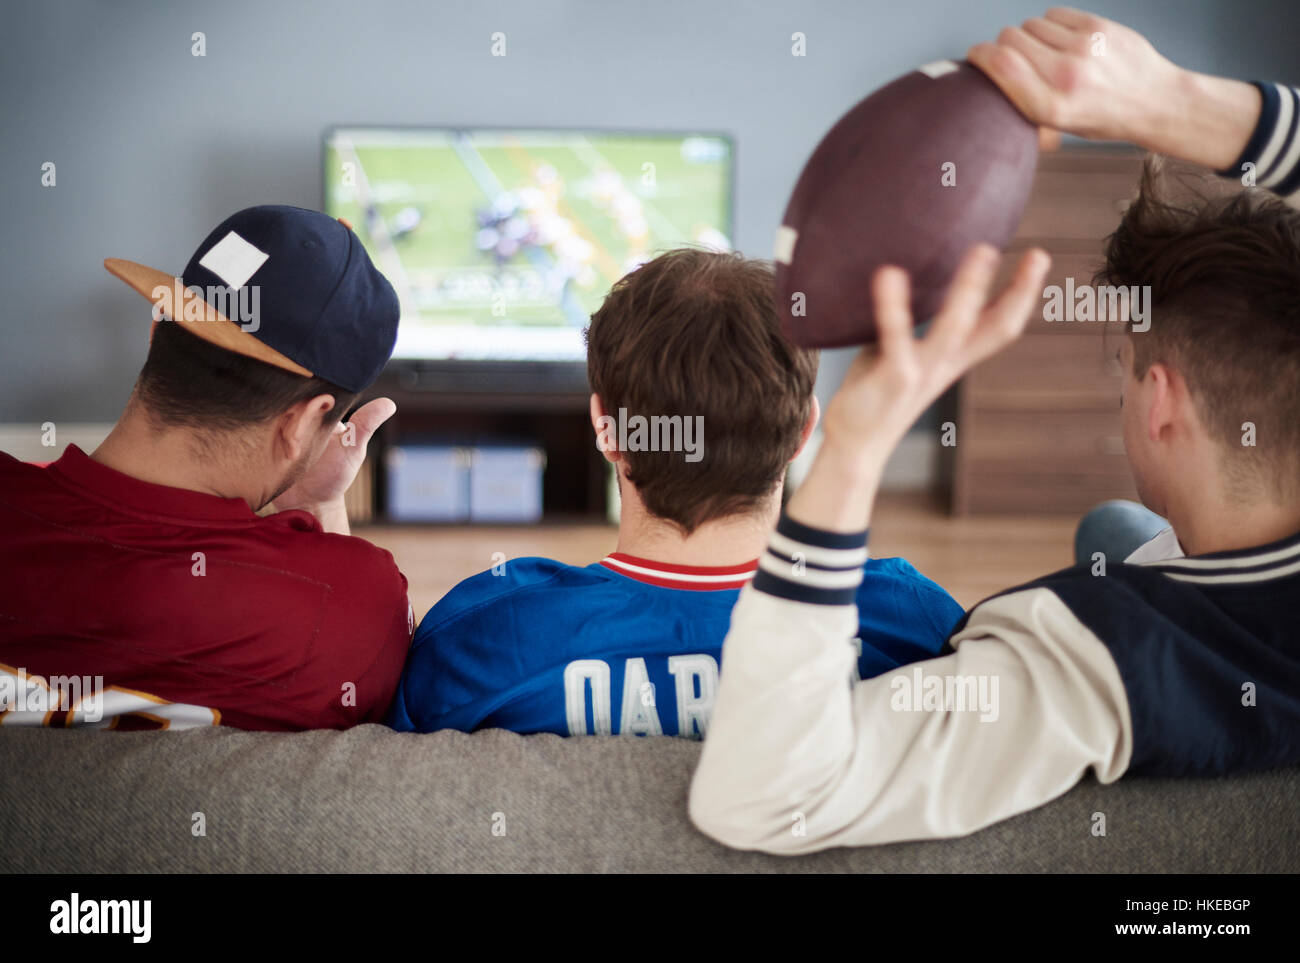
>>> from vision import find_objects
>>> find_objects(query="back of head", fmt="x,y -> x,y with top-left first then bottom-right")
137,320 -> 356,439
1098,157 -> 1300,500
586,248 -> 818,533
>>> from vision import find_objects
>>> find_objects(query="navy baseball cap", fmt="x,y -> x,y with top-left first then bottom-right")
104,205 -> 400,393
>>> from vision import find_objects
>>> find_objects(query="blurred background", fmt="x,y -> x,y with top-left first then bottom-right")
3,0 -> 1297,610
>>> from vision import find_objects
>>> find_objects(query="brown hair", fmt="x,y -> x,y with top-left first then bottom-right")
1097,158 -> 1300,499
586,248 -> 818,533
138,319 -> 357,434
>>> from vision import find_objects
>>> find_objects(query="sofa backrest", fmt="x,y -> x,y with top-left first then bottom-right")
2,725 -> 1297,872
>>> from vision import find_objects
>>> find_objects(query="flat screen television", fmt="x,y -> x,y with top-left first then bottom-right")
323,126 -> 734,383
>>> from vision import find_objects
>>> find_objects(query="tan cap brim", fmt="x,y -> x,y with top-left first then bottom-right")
104,257 -> 313,378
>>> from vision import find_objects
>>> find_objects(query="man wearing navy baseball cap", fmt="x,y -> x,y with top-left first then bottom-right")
0,205 -> 413,731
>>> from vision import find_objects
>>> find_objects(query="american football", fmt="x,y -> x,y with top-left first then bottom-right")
775,59 -> 1039,347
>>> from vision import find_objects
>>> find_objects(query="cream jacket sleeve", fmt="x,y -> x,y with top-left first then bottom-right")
689,515 -> 1133,854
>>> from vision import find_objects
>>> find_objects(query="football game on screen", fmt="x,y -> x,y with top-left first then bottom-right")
325,128 -> 733,362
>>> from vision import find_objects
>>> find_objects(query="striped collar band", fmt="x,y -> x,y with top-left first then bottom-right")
1146,528 -> 1300,585
599,553 -> 758,590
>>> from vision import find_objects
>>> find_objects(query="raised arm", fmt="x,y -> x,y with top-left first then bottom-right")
689,248 -> 1137,851
968,7 -> 1299,198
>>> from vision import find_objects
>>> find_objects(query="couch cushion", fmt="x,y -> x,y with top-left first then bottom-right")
1,725 -> 1297,872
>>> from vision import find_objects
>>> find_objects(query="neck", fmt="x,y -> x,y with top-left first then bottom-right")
1163,464 -> 1300,556
613,479 -> 780,567
91,402 -> 262,508
1170,500 -> 1300,557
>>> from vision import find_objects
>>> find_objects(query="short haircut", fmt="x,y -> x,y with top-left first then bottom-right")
586,248 -> 818,534
136,319 -> 357,433
1097,158 -> 1300,500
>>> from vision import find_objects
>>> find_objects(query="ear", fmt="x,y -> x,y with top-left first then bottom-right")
1144,362 -> 1177,443
590,393 -> 621,464
792,396 -> 821,461
275,394 -> 338,462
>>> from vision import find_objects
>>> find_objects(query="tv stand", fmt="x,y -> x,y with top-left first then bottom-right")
363,364 -> 607,523
389,360 -> 590,398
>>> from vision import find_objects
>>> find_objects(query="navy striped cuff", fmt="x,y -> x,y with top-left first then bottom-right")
752,513 -> 868,605
1218,82 -> 1300,197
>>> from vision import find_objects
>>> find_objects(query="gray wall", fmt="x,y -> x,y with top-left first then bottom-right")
3,0 -> 1297,421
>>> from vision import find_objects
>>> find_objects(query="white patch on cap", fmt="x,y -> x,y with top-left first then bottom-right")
774,225 -> 799,265
198,231 -> 269,289
918,60 -> 960,79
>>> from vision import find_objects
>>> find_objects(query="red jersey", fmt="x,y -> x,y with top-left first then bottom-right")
0,446 -> 413,731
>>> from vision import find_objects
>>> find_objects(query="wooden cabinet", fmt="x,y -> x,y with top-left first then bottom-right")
953,149 -> 1143,514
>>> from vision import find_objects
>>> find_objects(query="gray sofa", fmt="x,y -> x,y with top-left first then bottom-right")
2,725 -> 1297,872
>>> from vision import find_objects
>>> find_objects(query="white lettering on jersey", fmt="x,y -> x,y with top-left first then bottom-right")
563,654 -> 720,737
618,657 -> 664,736
564,659 -> 612,736
667,654 -> 719,739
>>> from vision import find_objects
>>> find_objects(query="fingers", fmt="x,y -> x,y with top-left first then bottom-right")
967,41 -> 1058,126
345,396 -> 398,444
1021,15 -> 1081,52
1045,6 -> 1096,29
927,245 -> 1002,354
995,24 -> 1065,80
871,265 -> 914,359
966,248 -> 1052,365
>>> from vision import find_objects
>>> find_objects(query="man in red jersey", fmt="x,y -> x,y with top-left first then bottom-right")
0,205 -> 412,731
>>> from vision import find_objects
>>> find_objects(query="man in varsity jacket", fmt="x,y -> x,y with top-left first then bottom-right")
690,8 -> 1300,851
388,249 -> 962,737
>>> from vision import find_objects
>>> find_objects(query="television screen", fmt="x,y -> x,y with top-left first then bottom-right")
324,127 -> 734,362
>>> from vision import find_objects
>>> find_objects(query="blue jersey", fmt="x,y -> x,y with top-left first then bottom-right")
388,552 -> 962,737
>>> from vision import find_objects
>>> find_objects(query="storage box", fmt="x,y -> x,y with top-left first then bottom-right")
385,446 -> 471,521
469,446 -> 546,523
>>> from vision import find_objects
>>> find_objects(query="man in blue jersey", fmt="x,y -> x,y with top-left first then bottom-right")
388,250 -> 963,736
690,9 -> 1300,851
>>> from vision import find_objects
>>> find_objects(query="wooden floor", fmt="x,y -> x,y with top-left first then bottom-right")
361,492 -> 1079,620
